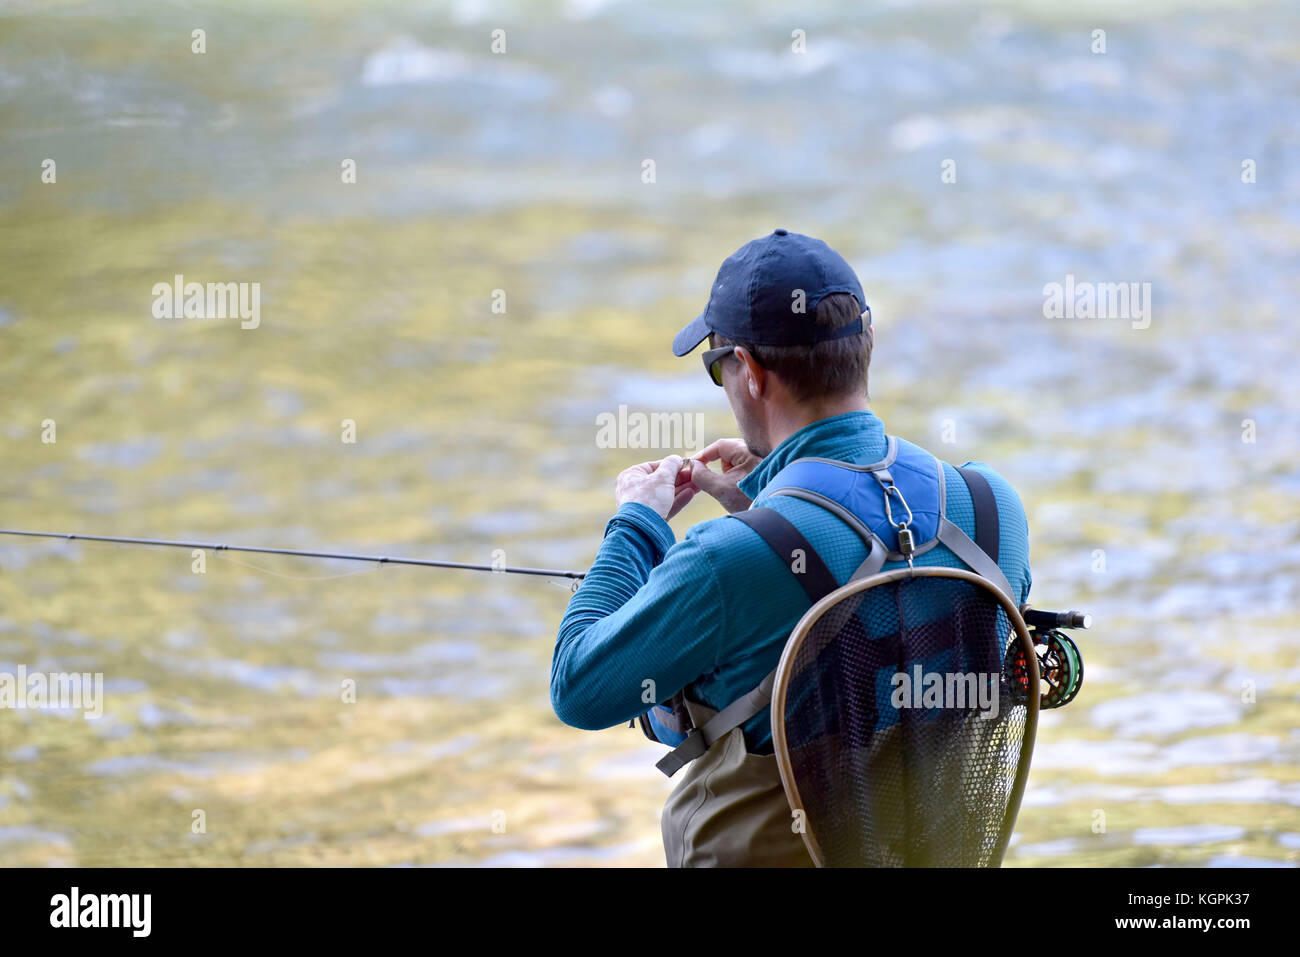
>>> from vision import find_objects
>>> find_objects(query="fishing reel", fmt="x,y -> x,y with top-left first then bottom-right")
1005,607 -> 1089,709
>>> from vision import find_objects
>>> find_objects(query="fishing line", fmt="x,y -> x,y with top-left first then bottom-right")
211,552 -> 384,582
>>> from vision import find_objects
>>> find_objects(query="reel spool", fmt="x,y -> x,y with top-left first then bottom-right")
1006,628 -> 1084,709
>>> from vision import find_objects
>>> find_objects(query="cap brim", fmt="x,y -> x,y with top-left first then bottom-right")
672,313 -> 711,356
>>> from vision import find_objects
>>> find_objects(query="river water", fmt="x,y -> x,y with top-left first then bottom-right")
0,0 -> 1297,866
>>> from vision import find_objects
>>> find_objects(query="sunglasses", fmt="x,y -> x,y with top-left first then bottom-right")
701,345 -> 737,387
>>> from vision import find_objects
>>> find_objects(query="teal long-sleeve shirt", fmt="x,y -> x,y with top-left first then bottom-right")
551,410 -> 1032,754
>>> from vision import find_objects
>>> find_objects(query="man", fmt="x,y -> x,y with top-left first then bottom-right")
551,229 -> 1032,867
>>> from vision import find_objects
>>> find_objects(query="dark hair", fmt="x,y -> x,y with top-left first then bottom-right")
715,293 -> 870,402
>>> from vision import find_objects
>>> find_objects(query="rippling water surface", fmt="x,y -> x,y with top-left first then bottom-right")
0,0 -> 1297,866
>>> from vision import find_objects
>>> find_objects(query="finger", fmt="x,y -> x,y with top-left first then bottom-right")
694,439 -> 735,465
666,483 -> 697,521
648,456 -> 688,471
696,438 -> 750,468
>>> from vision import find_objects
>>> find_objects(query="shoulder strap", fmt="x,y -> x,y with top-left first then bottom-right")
728,508 -> 840,603
654,507 -> 838,778
934,465 -> 1015,602
955,466 -> 999,562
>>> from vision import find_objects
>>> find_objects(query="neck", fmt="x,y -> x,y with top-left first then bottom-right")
766,393 -> 871,450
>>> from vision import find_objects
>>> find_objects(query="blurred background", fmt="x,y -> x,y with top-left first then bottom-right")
0,0 -> 1297,866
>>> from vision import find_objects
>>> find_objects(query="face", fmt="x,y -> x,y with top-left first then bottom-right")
711,336 -> 773,458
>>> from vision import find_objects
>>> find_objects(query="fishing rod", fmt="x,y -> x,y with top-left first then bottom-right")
0,528 -> 587,581
1,528 -> 1093,706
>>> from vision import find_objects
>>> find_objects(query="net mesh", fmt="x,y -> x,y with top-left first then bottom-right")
778,574 -> 1029,867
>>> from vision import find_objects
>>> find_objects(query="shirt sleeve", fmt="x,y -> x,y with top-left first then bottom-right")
550,503 -> 730,731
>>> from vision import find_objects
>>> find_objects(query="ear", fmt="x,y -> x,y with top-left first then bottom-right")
733,346 -> 766,399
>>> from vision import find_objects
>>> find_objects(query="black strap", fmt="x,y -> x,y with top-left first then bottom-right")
955,467 -> 999,563
648,508 -> 838,778
728,508 -> 840,604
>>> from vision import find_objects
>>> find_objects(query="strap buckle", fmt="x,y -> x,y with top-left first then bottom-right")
655,727 -> 709,777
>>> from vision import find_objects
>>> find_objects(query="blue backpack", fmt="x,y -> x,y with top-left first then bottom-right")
637,436 -> 1016,774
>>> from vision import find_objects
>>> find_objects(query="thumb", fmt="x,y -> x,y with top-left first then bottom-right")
688,459 -> 728,494
653,455 -> 683,482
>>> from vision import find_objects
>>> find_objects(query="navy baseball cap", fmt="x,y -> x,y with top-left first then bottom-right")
672,229 -> 869,356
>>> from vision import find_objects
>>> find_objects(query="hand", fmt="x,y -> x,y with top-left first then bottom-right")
687,438 -> 762,514
615,455 -> 698,521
